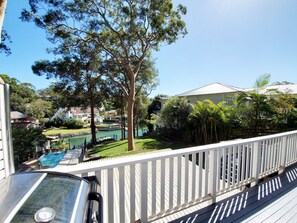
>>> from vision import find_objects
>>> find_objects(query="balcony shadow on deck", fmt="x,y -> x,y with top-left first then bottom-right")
170,163 -> 297,223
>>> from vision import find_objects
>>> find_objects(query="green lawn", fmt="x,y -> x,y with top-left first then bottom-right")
88,137 -> 187,159
43,127 -> 91,136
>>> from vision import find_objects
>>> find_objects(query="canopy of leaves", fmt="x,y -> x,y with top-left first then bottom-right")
0,29 -> 11,55
12,126 -> 46,168
160,97 -> 191,129
0,74 -> 37,113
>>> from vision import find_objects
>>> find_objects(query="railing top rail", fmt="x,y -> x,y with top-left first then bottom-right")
53,130 -> 297,174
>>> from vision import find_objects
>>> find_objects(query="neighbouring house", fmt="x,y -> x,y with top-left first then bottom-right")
51,107 -> 104,123
245,84 -> 297,96
177,82 -> 244,106
10,111 -> 39,128
176,82 -> 297,106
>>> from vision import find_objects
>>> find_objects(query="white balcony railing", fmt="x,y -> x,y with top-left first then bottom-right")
55,130 -> 297,223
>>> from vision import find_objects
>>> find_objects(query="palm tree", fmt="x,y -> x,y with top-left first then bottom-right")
236,74 -> 274,135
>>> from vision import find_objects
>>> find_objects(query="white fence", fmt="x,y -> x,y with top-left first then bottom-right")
0,78 -> 14,180
55,130 -> 297,222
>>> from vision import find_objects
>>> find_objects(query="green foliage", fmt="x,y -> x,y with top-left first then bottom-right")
0,30 -> 12,56
0,74 -> 37,113
12,126 -> 46,168
160,97 -> 191,130
48,117 -> 64,128
22,0 -> 187,151
64,119 -> 84,129
51,139 -> 69,151
236,74 -> 276,134
25,98 -> 54,119
187,100 -> 235,144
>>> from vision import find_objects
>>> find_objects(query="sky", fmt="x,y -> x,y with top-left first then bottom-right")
1,0 -> 297,97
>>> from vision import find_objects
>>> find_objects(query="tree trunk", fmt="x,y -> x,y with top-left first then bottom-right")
127,77 -> 136,151
90,103 -> 97,145
120,94 -> 125,140
0,0 -> 6,41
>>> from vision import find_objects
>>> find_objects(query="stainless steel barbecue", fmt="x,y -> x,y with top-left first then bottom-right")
0,171 -> 102,223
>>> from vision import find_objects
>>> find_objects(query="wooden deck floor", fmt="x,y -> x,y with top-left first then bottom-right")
167,163 -> 297,223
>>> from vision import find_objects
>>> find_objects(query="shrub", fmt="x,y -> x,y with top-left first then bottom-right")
64,119 -> 84,129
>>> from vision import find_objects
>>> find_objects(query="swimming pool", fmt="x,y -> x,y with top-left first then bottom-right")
38,151 -> 67,168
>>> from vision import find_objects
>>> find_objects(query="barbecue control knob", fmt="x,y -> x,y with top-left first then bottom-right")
34,207 -> 56,222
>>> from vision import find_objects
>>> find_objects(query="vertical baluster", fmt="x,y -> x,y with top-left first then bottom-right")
241,144 -> 246,182
151,160 -> 157,216
191,153 -> 197,202
237,145 -> 241,185
279,136 -> 287,174
232,146 -> 236,186
277,137 -> 281,167
294,134 -> 297,160
250,143 -> 254,180
271,138 -> 276,171
227,147 -> 231,189
216,149 -> 221,192
205,151 -> 209,198
169,157 -> 174,209
208,149 -> 217,204
177,156 -> 182,207
263,140 -> 267,172
245,144 -> 250,180
140,162 -> 148,222
285,136 -> 292,166
101,170 -> 108,223
107,168 -> 114,223
119,166 -> 125,223
160,158 -> 166,212
265,140 -> 269,173
184,154 -> 189,204
260,141 -> 265,174
130,164 -> 135,222
198,152 -> 202,200
270,139 -> 275,171
251,141 -> 261,186
268,139 -> 273,172
222,147 -> 226,191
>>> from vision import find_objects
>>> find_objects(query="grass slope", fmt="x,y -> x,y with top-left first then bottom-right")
88,137 -> 187,159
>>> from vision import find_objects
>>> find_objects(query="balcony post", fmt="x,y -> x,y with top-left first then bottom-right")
208,149 -> 217,204
279,136 -> 288,174
140,162 -> 148,222
251,141 -> 261,187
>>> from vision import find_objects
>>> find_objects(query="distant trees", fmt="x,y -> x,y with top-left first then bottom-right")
32,42 -> 110,145
0,74 -> 36,112
0,74 -> 57,120
22,0 -> 187,151
12,126 -> 46,169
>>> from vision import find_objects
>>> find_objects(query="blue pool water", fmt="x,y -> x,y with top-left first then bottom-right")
39,151 -> 67,168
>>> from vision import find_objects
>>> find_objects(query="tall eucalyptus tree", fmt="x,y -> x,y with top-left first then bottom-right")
22,0 -> 187,151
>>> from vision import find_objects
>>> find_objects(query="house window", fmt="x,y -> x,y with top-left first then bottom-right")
226,96 -> 234,106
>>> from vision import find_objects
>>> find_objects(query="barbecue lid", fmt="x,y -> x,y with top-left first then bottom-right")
0,171 -> 90,223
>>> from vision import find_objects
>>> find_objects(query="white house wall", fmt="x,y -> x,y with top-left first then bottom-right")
185,93 -> 239,106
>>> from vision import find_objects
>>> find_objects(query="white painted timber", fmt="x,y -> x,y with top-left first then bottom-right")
53,130 -> 297,223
